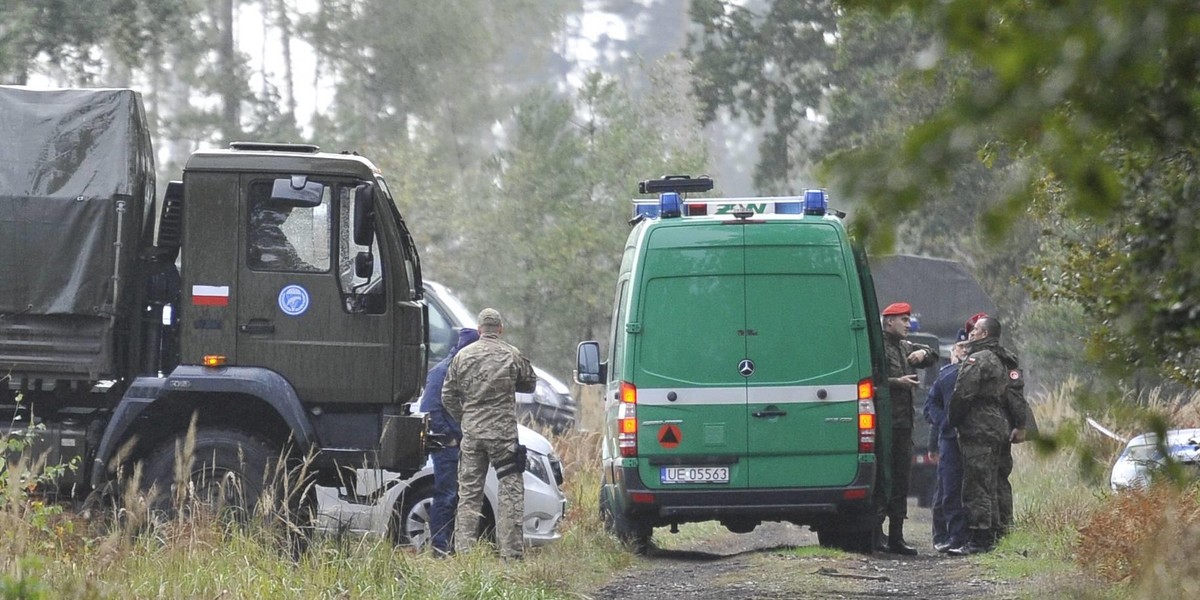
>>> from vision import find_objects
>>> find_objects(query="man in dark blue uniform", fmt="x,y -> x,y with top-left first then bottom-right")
924,334 -> 969,552
418,327 -> 480,556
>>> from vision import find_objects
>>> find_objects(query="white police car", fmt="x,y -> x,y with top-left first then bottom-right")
1110,428 -> 1200,491
314,425 -> 566,548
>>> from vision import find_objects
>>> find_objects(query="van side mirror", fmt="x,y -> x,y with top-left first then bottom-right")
576,341 -> 606,385
354,251 -> 374,278
354,183 -> 375,246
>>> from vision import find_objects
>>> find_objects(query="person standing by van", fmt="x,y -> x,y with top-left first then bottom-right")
878,302 -> 940,554
947,316 -> 1011,555
877,302 -> 939,555
418,327 -> 480,556
443,308 -> 537,560
923,336 -> 969,552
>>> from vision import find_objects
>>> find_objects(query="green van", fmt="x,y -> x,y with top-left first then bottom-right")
576,177 -> 890,553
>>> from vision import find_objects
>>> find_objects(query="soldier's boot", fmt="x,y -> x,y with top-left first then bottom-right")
948,528 -> 992,556
887,519 -> 918,555
873,518 -> 889,552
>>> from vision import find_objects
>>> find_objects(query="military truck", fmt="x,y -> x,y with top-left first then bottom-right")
0,86 -> 428,513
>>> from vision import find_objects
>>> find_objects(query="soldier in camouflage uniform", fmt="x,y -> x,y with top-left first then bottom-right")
995,335 -> 1029,540
443,308 -> 537,560
876,302 -> 938,555
947,316 -> 1012,555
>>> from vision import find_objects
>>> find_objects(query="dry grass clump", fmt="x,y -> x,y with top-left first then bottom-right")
1075,483 -> 1200,583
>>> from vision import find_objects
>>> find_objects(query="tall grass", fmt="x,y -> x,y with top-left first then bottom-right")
996,377 -> 1200,598
0,422 -> 629,599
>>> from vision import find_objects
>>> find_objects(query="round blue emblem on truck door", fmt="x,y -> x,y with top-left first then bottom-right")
278,285 -> 310,316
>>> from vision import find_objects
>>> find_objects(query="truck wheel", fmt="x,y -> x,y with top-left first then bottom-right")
599,485 -> 652,554
142,428 -> 279,522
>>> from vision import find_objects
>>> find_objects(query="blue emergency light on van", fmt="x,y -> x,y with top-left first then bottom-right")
635,203 -> 660,219
804,189 -> 828,215
659,192 -> 682,218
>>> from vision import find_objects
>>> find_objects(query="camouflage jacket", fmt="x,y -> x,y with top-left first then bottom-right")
948,337 -> 1010,444
883,331 -> 938,428
442,332 -> 537,441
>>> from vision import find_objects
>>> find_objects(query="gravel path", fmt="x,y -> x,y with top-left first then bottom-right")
590,502 -> 1017,600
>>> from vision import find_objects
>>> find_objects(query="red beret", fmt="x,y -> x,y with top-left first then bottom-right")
964,312 -> 989,332
882,302 -> 911,316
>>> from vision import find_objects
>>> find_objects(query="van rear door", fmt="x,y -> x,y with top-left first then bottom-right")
742,223 -> 864,488
633,224 -> 749,490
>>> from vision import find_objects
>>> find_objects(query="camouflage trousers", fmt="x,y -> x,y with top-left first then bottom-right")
960,438 -> 1001,530
454,436 -> 525,558
997,441 -> 1014,533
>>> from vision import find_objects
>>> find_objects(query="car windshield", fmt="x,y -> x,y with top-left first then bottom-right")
1123,443 -> 1163,463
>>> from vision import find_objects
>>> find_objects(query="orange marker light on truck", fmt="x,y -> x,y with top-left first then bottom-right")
202,355 -> 227,368
618,381 -> 638,457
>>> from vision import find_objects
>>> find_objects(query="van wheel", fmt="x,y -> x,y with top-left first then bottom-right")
599,485 -> 652,554
817,524 -> 874,554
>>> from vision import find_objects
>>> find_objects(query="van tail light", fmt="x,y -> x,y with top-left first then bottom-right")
858,377 -> 876,453
618,381 -> 638,458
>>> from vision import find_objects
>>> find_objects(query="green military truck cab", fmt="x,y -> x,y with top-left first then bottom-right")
0,87 -> 428,514
577,179 -> 890,553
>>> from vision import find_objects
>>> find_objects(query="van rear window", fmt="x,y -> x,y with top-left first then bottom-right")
640,274 -> 746,385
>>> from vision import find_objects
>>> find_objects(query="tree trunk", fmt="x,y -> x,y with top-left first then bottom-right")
218,0 -> 241,143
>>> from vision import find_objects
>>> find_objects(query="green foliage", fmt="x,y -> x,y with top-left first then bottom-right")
0,0 -> 190,83
687,0 -> 837,193
832,0 -> 1200,385
300,0 -> 577,152
440,66 -> 709,377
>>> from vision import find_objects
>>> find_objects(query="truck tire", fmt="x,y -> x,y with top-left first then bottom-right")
599,485 -> 652,554
142,428 -> 280,522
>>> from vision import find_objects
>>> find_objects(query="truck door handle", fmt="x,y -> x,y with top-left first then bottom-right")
752,410 -> 787,418
239,319 -> 275,334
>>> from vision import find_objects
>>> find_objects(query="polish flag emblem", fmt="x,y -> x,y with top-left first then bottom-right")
192,285 -> 230,307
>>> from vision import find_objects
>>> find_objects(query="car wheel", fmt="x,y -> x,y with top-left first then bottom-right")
391,482 -> 434,550
599,484 -> 651,554
390,482 -> 496,550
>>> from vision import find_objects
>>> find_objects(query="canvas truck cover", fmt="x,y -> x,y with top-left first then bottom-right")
871,254 -> 997,343
0,86 -> 154,379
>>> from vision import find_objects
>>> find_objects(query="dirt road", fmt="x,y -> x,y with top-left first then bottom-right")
590,502 -> 1014,599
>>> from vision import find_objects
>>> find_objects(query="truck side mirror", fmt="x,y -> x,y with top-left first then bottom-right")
354,251 -> 374,278
354,184 -> 375,246
576,341 -> 606,385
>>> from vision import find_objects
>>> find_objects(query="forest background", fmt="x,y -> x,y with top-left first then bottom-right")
5,0 -> 1199,407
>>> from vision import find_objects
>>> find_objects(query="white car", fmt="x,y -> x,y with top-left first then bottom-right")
1110,428 -> 1200,491
424,280 -> 576,432
315,425 -> 566,548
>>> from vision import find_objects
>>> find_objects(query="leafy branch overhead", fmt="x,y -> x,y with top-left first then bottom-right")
830,0 -> 1200,384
